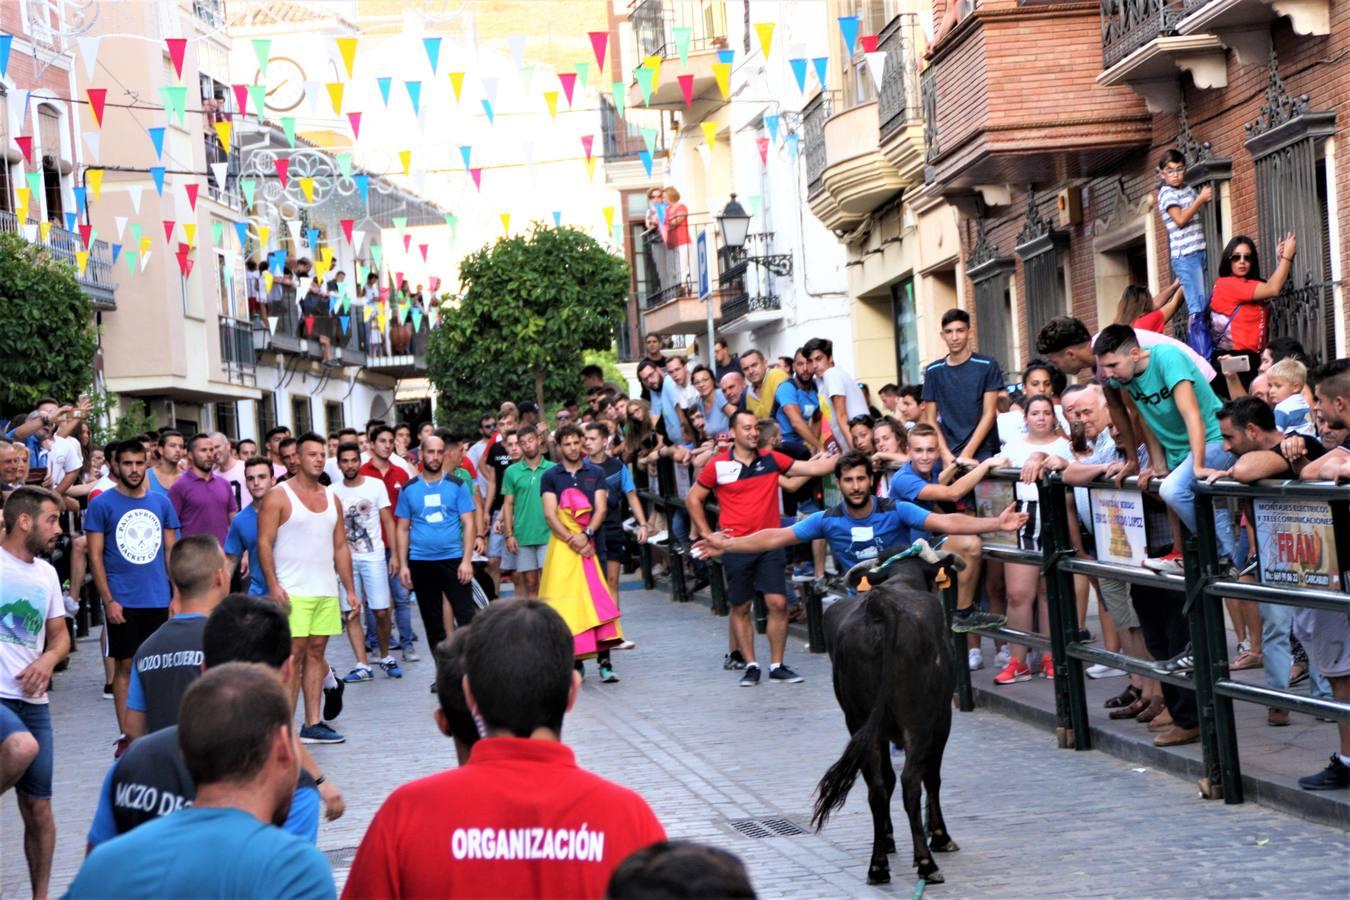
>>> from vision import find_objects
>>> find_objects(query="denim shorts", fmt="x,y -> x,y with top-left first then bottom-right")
341,554 -> 392,611
0,699 -> 53,799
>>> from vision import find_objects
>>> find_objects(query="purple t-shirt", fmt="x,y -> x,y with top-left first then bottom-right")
168,468 -> 238,543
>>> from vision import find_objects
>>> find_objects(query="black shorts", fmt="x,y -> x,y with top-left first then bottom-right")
721,549 -> 787,605
106,607 -> 169,660
600,527 -> 625,566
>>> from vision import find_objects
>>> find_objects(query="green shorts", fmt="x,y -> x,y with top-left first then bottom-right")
288,595 -> 341,638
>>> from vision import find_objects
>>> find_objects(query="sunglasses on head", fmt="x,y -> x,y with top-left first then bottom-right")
1230,252 -> 1252,262
481,422 -> 496,430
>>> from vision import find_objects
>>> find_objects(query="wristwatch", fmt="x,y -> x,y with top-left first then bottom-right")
584,527 -> 594,539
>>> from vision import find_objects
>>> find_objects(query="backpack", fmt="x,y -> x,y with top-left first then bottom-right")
1187,301 -> 1249,359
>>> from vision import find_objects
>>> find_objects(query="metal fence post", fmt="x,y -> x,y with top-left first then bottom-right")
943,581 -> 975,712
1042,477 -> 1091,751
1189,493 -> 1244,803
804,582 -> 827,653
709,560 -> 729,616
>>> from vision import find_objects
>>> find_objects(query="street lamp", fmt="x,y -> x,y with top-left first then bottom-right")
716,193 -> 752,251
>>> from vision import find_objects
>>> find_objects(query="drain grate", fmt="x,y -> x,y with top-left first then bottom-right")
323,846 -> 360,868
728,816 -> 808,839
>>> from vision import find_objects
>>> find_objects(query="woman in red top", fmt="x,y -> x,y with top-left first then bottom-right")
1114,280 -> 1183,333
660,186 -> 690,292
1209,232 -> 1297,392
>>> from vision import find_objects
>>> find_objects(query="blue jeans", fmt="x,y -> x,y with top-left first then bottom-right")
1158,441 -> 1236,562
365,549 -> 416,651
1260,602 -> 1332,697
1172,249 -> 1209,315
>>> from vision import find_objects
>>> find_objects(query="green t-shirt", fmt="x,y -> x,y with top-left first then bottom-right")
501,458 -> 556,546
1110,343 -> 1222,468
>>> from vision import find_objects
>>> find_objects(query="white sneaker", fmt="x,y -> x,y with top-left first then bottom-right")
995,645 -> 1011,668
967,648 -> 984,671
647,530 -> 669,545
616,640 -> 637,650
402,646 -> 421,663
623,517 -> 640,534
1085,663 -> 1127,679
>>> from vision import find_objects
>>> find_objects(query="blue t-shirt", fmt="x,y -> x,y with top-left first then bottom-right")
658,377 -> 687,443
598,457 -> 635,533
145,468 -> 171,498
791,498 -> 933,572
224,505 -> 267,595
920,353 -> 1004,459
84,490 -> 179,609
72,806 -> 334,899
394,474 -> 477,561
774,377 -> 820,445
701,389 -> 731,436
890,462 -> 941,510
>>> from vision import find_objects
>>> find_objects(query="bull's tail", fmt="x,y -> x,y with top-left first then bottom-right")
811,592 -> 902,831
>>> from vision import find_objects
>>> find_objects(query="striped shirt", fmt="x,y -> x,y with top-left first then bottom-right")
1158,184 -> 1206,259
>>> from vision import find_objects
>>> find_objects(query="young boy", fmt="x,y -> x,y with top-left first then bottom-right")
1157,149 -> 1213,321
1267,358 -> 1316,436
896,385 -> 924,429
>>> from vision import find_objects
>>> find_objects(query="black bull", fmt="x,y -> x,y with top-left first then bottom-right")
811,553 -> 960,885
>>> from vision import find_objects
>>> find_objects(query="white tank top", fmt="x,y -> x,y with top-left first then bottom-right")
274,481 -> 339,597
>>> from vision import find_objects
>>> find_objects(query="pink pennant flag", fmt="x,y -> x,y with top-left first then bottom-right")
558,72 -> 577,106
429,276 -> 441,292
395,271 -> 404,287
859,35 -> 879,54
418,243 -> 429,262
756,137 -> 770,167
304,315 -> 315,335
580,134 -> 594,161
15,136 -> 32,165
402,234 -> 412,253
275,158 -> 289,188
589,32 -> 608,70
163,220 -> 176,244
470,168 -> 483,191
165,39 -> 187,78
678,74 -> 694,107
232,84 -> 250,117
184,183 -> 199,211
87,88 -> 107,127
347,112 -> 362,138
79,223 -> 93,247
340,219 -> 354,244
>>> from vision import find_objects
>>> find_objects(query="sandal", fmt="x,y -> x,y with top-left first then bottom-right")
1103,685 -> 1141,710
1135,696 -> 1167,723
1230,649 -> 1263,670
1109,696 -> 1149,720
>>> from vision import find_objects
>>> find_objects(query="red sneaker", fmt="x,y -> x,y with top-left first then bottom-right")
994,658 -> 1032,685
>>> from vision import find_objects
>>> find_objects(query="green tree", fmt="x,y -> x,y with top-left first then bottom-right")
0,233 -> 97,414
427,224 -> 629,428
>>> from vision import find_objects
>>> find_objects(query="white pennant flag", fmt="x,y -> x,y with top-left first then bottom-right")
414,171 -> 426,195
353,230 -> 366,254
506,35 -> 526,72
8,90 -> 30,137
285,218 -> 302,248
268,315 -> 280,334
141,251 -> 153,272
303,81 -> 322,116
210,161 -> 228,189
22,223 -> 39,242
297,276 -> 312,298
114,216 -> 127,240
127,184 -> 144,214
76,36 -> 102,79
696,144 -> 712,169
82,131 -> 101,161
480,77 -> 499,106
865,52 -> 887,94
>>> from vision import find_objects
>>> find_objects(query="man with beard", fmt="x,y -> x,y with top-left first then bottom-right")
0,487 -> 71,900
774,349 -> 824,452
85,441 -> 180,743
170,434 -> 238,544
70,663 -> 333,898
146,430 -> 185,496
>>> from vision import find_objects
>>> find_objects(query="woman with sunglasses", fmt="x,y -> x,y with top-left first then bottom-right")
1209,233 -> 1297,393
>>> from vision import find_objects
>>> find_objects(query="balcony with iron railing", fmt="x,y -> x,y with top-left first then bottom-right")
600,95 -> 667,163
257,292 -> 430,375
626,0 -> 731,111
1097,0 -> 1228,111
0,209 -> 117,309
218,316 -> 257,386
1174,0 -> 1331,66
803,91 -> 838,198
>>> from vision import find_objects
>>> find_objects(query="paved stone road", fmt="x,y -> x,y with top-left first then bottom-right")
4,583 -> 1348,897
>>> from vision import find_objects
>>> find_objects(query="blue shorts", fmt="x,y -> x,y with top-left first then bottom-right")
722,549 -> 788,605
0,699 -> 53,799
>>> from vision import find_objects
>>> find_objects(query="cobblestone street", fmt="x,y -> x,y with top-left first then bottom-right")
4,583 -> 1348,897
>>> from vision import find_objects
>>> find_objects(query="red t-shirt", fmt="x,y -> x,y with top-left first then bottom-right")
665,203 -> 690,247
342,738 -> 665,900
695,448 -> 796,536
359,460 -> 409,548
1209,276 -> 1266,352
1133,310 -> 1166,333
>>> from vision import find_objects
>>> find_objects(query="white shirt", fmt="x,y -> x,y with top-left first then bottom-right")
0,547 -> 65,703
817,366 -> 869,447
331,477 -> 391,560
48,433 -> 83,489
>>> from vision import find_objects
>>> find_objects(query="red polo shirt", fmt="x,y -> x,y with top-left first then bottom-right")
360,460 -> 409,549
342,737 -> 665,900
695,448 -> 796,536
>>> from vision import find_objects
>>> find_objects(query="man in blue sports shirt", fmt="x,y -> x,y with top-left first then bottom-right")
224,457 -> 276,596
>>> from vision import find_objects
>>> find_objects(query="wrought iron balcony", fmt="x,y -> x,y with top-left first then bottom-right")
1101,0 -> 1186,69
629,0 -> 729,61
1270,276 -> 1334,368
642,279 -> 695,310
921,68 -> 939,165
719,290 -> 780,325
218,316 -> 257,386
600,95 -> 666,162
878,15 -> 920,141
0,209 -> 117,309
803,90 -> 839,198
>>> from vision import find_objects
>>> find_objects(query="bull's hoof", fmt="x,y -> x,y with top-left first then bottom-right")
930,833 -> 960,853
885,835 -> 897,854
916,859 -> 944,883
867,864 -> 891,885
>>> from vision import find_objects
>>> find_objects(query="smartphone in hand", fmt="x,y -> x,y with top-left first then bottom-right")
1220,355 -> 1251,374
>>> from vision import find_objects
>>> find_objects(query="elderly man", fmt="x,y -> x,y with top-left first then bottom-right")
718,370 -> 747,415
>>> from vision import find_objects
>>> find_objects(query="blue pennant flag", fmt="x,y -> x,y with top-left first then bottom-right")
639,150 -> 653,177
482,99 -> 495,124
150,166 -> 166,196
376,77 -> 392,108
234,220 -> 248,249
269,251 -> 286,276
786,132 -> 800,160
812,57 -> 828,89
789,58 -> 807,92
110,243 -> 122,264
73,186 -> 87,214
353,174 -> 369,205
459,145 -> 472,171
837,16 -> 860,55
717,49 -> 734,65
404,80 -> 422,115
149,127 -> 166,160
305,227 -> 319,250
339,315 -> 350,334
552,211 -> 561,226
765,114 -> 780,143
423,37 -> 441,74
64,211 -> 77,232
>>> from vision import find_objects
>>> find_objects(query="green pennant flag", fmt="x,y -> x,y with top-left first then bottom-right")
357,262 -> 369,282
748,194 -> 763,217
239,177 -> 256,207
129,222 -> 143,248
248,84 -> 266,119
342,295 -> 351,314
26,171 -> 42,199
159,85 -> 187,125
444,213 -> 458,241
252,39 -> 272,75
611,84 -> 625,118
634,67 -> 654,106
370,245 -> 383,271
392,216 -> 407,231
641,127 -> 657,154
673,27 -> 692,65
337,153 -> 352,179
125,251 -> 138,273
281,116 -> 297,148
211,221 -> 224,247
575,62 -> 590,87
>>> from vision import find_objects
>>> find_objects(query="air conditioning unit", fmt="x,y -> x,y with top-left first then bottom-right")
1057,187 -> 1082,227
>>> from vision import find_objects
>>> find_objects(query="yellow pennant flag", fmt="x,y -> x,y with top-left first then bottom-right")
264,271 -> 274,294
139,235 -> 153,255
500,213 -> 511,235
320,247 -> 335,267
543,91 -> 558,120
40,221 -> 53,242
313,258 -> 328,279
701,121 -> 718,148
259,225 -> 271,247
15,187 -> 29,221
213,121 -> 232,154
449,72 -> 465,102
643,55 -> 662,90
399,149 -> 412,176
87,169 -> 104,200
754,23 -> 775,59
377,312 -> 388,331
299,177 -> 315,203
183,223 -> 197,247
76,250 -> 89,275
712,63 -> 731,100
585,156 -> 596,180
335,37 -> 358,78
602,205 -> 615,232
326,82 -> 345,115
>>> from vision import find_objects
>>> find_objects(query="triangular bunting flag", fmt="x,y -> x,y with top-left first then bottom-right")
234,220 -> 248,249
672,27 -> 692,65
232,83 -> 250,117
575,62 -> 590,88
210,161 -> 227,190
482,99 -> 495,124
76,36 -> 100,80
213,121 -> 232,153
163,220 -> 176,244
376,76 -> 392,107
611,84 -> 625,118
448,72 -> 464,102
423,37 -> 442,74
325,82 -> 344,115
678,74 -> 694,106
341,219 -> 354,244
15,136 -> 33,165
643,55 -> 662,89
634,69 -> 653,106
149,127 -> 165,160
789,58 -> 808,92
459,145 -> 472,172
240,177 -> 256,207
160,86 -> 187,125
252,39 -> 271,75
87,88 -> 107,126
166,38 -> 187,78
865,51 -> 886,93
127,185 -> 144,214
638,149 -> 653,177
558,72 -> 577,107
812,56 -> 828,89
347,112 -> 361,138
754,23 -> 775,59
336,153 -> 352,178
87,169 -> 103,200
185,183 -> 199,210
589,32 -> 608,69
756,137 -> 769,167
281,116 -> 297,147
183,223 -> 197,247
248,84 -> 266,118
404,80 -> 421,115
335,37 -> 358,78
470,169 -> 483,191
838,16 -> 860,54
150,166 -> 166,196
765,114 -> 780,143
398,149 -> 411,176
543,91 -> 558,120
860,35 -> 879,54
602,206 -> 614,232
418,243 -> 429,261
712,63 -> 731,100
299,177 -> 315,203
580,135 -> 594,161
0,35 -> 10,79
353,174 -> 369,205
275,158 -> 289,188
